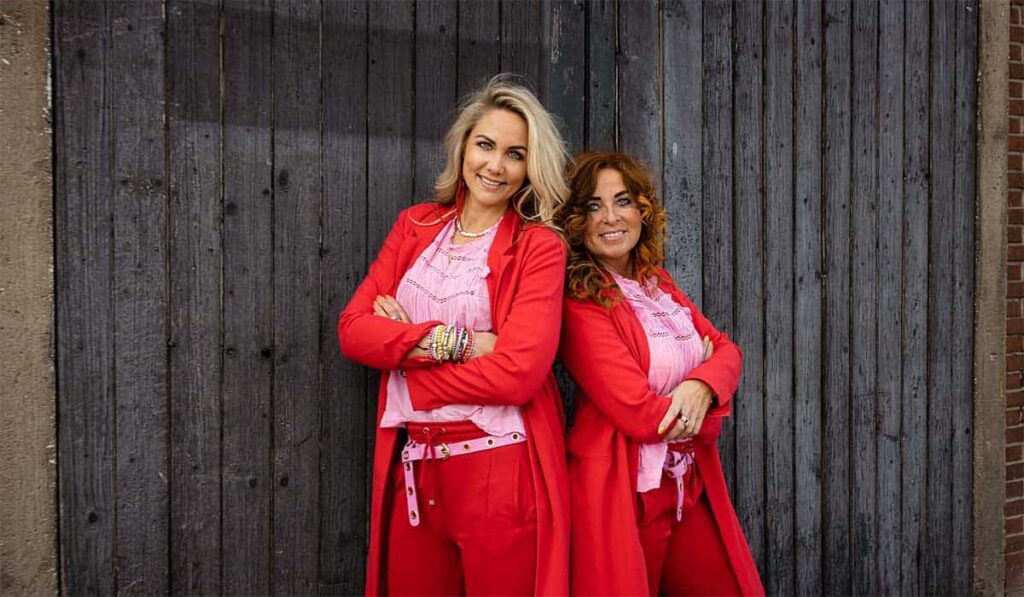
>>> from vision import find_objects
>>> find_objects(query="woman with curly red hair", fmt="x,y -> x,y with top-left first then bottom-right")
557,152 -> 763,596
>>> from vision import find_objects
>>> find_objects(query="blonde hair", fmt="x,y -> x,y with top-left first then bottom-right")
435,75 -> 569,227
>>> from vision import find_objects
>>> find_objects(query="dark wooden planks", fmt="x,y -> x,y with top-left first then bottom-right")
166,0 -> 223,592
457,0 -> 499,98
271,1 -> 322,593
662,0 -> 702,301
414,0 -> 458,203
793,0 -> 824,592
876,0 -> 905,594
109,1 -> 169,593
54,1 -> 116,594
366,0 -> 415,515
951,1 -> 979,594
822,1 -> 852,592
545,0 -> 586,154
901,0 -> 930,593
222,0 -> 273,592
763,1 -> 794,593
320,1 -> 370,593
926,0 -> 956,592
585,0 -> 615,151
617,0 -> 660,183
731,0 -> 765,574
500,0 -> 542,88
850,1 -> 879,594
701,0 -> 734,493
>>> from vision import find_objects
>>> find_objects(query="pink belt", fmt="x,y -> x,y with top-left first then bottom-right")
400,427 -> 527,526
664,449 -> 695,521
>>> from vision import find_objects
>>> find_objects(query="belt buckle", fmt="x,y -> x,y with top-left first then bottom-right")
436,443 -> 451,461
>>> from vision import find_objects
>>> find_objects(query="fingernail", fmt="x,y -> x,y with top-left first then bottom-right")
657,426 -> 665,435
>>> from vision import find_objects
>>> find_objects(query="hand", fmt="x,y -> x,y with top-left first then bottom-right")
373,294 -> 411,323
472,331 -> 497,358
657,379 -> 714,441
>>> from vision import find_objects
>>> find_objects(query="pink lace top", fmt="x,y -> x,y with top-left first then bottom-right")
611,273 -> 705,493
379,217 -> 525,436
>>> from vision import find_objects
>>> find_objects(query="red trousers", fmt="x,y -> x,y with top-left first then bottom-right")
385,422 -> 537,595
637,462 -> 742,596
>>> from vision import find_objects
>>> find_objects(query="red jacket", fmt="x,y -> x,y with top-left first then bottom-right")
560,272 -> 764,596
337,202 -> 570,595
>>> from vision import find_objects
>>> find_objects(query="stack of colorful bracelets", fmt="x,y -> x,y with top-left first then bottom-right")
427,324 -> 476,363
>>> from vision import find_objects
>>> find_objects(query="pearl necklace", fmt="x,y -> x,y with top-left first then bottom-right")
455,215 -> 497,238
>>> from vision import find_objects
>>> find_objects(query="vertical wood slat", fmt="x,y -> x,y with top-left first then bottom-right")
366,1 -> 414,494
822,1 -> 852,593
731,0 -> 765,573
951,1 -> 979,594
54,1 -> 116,594
901,1 -> 930,593
926,0 -> 956,592
545,0 -> 586,155
793,0 -> 824,592
222,0 -> 273,593
662,0 -> 702,302
110,1 -> 170,593
414,0 -> 458,204
701,0 -> 734,494
457,0 -> 498,99
877,0 -> 905,594
500,0 -> 542,89
166,0 -> 223,592
320,2 -> 370,593
850,1 -> 879,594
763,1 -> 794,593
271,1 -> 322,593
585,0 -> 615,151
617,0 -> 660,184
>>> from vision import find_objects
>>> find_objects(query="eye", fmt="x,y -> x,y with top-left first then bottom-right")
584,201 -> 601,213
508,150 -> 524,161
615,195 -> 633,207
476,140 -> 493,150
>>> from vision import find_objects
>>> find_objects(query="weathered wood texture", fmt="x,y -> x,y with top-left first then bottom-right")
53,0 -> 978,593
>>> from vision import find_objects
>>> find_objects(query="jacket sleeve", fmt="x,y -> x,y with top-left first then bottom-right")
403,231 -> 567,409
560,298 -> 671,444
337,209 -> 441,371
671,289 -> 743,415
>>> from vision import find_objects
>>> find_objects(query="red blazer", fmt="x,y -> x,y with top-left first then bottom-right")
560,272 -> 764,596
338,202 -> 570,596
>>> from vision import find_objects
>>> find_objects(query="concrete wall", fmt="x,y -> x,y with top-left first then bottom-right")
0,1 -> 56,594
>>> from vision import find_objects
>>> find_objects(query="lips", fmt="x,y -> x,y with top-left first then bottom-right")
599,231 -> 627,241
477,174 -> 505,190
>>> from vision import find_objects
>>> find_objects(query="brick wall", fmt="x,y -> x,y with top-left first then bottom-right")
1009,2 -> 1024,589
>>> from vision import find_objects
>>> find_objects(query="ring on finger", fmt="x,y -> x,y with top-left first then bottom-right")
679,414 -> 691,425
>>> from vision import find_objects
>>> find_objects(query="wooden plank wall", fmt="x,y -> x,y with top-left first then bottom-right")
53,0 -> 978,594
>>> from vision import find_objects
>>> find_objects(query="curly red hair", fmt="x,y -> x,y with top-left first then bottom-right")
555,152 -> 667,308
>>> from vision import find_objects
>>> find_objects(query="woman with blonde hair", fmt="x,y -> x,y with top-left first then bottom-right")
557,152 -> 763,595
338,76 -> 570,595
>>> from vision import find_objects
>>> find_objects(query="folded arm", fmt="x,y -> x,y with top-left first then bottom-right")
404,232 -> 567,410
560,298 -> 671,444
337,211 -> 441,371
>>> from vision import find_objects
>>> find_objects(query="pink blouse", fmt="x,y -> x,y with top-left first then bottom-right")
379,217 -> 525,436
611,273 -> 705,493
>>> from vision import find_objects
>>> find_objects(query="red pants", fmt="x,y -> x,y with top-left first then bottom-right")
637,463 -> 742,596
385,422 -> 537,596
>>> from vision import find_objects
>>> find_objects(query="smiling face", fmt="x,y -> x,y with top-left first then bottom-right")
461,108 -> 529,214
582,168 -> 643,277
